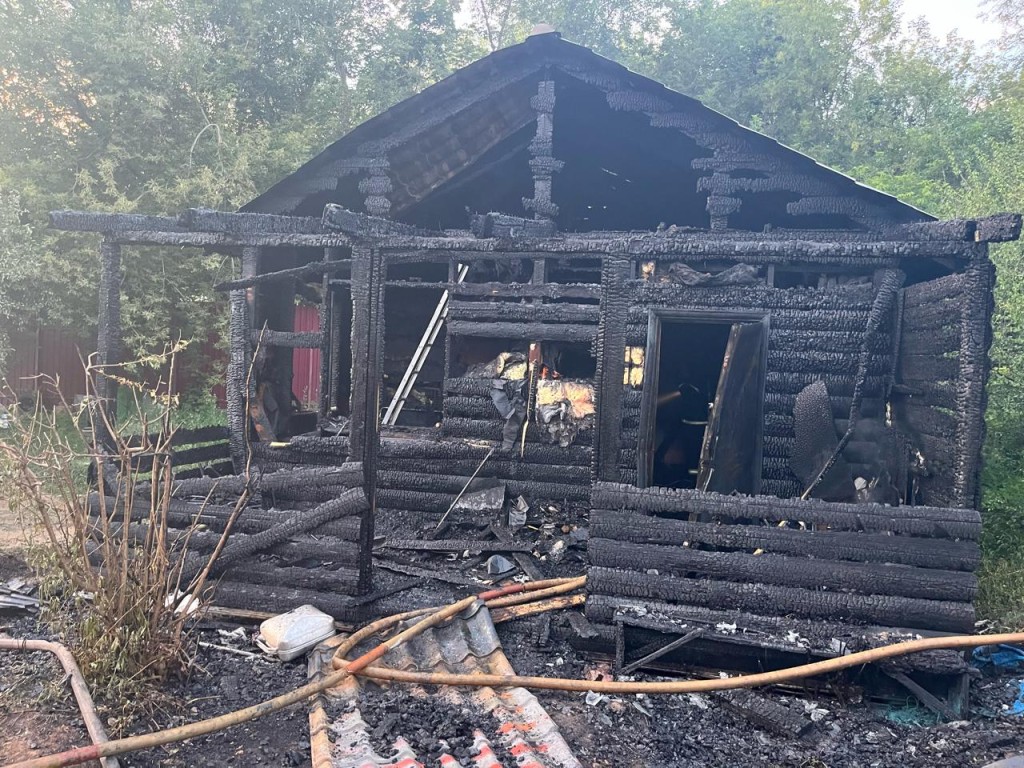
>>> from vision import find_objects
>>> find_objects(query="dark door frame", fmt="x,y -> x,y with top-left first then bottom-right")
637,308 -> 770,490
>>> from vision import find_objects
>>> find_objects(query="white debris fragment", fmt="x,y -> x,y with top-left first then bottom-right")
802,701 -> 831,722
715,622 -> 737,634
687,693 -> 710,710
585,691 -> 607,706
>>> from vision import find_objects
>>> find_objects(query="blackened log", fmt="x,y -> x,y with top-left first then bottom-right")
589,510 -> 980,570
450,282 -> 601,300
95,240 -> 122,442
766,373 -> 885,396
973,213 -> 1022,243
191,487 -> 368,580
953,254 -> 995,508
94,522 -> 361,567
443,395 -> 505,420
322,203 -> 429,237
50,210 -> 185,232
212,580 -> 356,619
226,290 -> 252,472
382,234 -> 979,261
170,463 -> 362,499
182,208 -> 325,234
470,212 -> 557,238
382,539 -> 532,553
440,417 -> 593,446
587,567 -> 974,632
379,436 -> 592,466
249,330 -> 323,348
379,456 -> 590,484
900,326 -> 960,357
628,283 -> 876,311
896,403 -> 959,439
899,354 -> 959,383
447,300 -> 600,324
584,594 -> 968,674
220,562 -> 359,592
714,690 -> 814,739
903,274 -> 966,308
588,538 -> 976,601
376,470 -> 589,500
590,483 -> 981,539
446,320 -> 597,342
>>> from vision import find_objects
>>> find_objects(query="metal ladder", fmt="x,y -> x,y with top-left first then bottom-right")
382,263 -> 469,425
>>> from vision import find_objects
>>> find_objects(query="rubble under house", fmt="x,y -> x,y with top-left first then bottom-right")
53,32 -> 1023,712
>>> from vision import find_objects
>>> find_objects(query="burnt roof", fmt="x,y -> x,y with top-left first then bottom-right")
241,33 -> 932,231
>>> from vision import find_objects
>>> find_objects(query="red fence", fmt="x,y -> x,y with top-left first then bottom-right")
3,325 -> 89,406
4,305 -> 322,411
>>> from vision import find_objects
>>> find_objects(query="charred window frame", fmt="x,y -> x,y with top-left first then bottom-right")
637,308 -> 769,493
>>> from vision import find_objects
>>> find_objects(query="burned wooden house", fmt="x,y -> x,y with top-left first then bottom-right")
55,31 -> 1022,709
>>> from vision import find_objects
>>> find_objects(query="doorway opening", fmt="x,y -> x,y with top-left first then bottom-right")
639,312 -> 767,494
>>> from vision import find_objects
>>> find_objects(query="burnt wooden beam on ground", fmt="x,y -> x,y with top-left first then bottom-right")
381,539 -> 532,554
713,689 -> 814,738
619,628 -> 705,675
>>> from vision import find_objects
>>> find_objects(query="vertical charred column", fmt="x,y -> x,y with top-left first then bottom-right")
523,80 -> 563,222
95,239 -> 122,447
319,247 -> 344,422
348,245 -> 385,592
226,246 -> 260,472
594,256 -> 632,482
954,248 -> 995,508
226,290 -> 252,473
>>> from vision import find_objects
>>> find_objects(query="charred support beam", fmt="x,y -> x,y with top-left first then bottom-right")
214,259 -> 350,291
348,246 -> 385,593
322,203 -> 431,237
522,80 -> 563,221
954,253 -> 995,508
379,236 -> 982,262
226,290 -> 252,472
595,257 -> 631,482
181,208 -> 326,234
446,320 -> 596,342
95,240 -> 122,443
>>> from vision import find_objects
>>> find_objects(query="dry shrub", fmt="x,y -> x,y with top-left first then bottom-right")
0,349 -> 248,724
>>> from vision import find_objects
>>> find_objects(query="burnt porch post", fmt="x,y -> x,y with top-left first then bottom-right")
94,239 -> 122,447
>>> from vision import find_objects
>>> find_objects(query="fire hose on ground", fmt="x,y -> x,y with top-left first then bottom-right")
8,575 -> 1024,768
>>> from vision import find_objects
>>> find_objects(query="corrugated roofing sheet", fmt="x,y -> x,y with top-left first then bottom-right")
308,602 -> 581,768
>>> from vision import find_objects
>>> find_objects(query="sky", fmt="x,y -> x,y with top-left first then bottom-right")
901,0 -> 1002,46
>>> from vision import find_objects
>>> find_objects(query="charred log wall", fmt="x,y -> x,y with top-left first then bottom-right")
586,482 -> 980,674
894,259 -> 994,509
616,279 -> 893,496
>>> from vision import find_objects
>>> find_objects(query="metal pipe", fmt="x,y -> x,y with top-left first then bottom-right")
0,638 -> 119,768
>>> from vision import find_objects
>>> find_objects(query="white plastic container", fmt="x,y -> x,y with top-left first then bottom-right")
255,604 -> 337,661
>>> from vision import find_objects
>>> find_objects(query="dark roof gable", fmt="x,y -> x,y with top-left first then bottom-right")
241,33 -> 931,231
